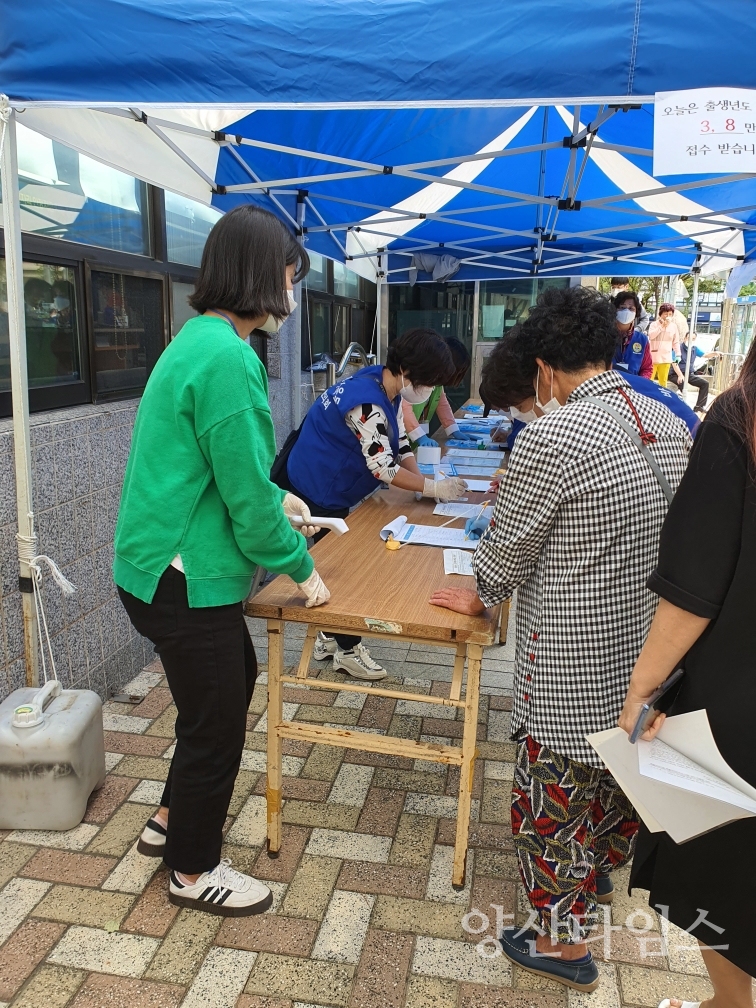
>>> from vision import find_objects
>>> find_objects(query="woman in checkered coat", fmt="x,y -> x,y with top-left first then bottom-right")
431,286 -> 691,994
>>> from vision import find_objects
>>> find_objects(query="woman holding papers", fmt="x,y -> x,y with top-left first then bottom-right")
619,346 -> 756,1002
430,286 -> 690,995
277,327 -> 466,680
114,207 -> 329,918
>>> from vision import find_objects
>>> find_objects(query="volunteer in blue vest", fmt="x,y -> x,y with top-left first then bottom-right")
278,328 -> 466,680
114,206 -> 328,918
612,291 -> 653,378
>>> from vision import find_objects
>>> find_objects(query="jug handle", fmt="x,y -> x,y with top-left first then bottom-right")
35,679 -> 62,711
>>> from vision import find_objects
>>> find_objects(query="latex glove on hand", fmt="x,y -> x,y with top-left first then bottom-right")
449,430 -> 480,442
422,477 -> 468,502
464,516 -> 490,540
282,492 -> 321,537
297,569 -> 331,608
414,434 -> 439,448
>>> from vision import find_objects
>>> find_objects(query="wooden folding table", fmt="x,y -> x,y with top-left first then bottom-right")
245,484 -> 502,886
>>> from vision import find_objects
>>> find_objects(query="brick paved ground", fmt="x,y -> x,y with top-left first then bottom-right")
0,611 -> 715,1008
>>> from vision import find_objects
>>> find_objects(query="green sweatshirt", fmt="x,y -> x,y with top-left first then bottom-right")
113,314 -> 313,607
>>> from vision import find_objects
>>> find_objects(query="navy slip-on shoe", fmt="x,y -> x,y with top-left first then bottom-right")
596,874 -> 614,904
498,927 -> 600,992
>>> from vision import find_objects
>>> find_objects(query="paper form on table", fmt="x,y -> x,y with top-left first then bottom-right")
446,449 -> 505,461
434,503 -> 494,519
587,709 -> 756,843
443,549 -> 475,575
379,515 -> 477,550
463,478 -> 496,492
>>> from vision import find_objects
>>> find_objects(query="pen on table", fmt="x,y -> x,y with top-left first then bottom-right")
463,500 -> 490,540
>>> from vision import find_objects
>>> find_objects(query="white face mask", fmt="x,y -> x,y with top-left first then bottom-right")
259,290 -> 298,333
510,404 -> 538,424
535,365 -> 561,414
399,374 -> 434,404
616,308 -> 636,325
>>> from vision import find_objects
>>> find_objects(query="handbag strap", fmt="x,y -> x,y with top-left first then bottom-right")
584,393 -> 674,504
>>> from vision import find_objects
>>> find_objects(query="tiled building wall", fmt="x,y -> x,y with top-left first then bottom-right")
0,402 -> 153,704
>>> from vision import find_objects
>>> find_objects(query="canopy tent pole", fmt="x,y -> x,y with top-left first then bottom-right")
683,266 -> 701,397
0,101 -> 40,686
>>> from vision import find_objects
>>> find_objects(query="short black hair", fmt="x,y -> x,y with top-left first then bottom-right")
385,328 -> 456,388
444,337 -> 471,386
190,205 -> 309,321
512,285 -> 618,373
612,289 -> 643,320
609,276 -> 630,287
480,333 -> 537,409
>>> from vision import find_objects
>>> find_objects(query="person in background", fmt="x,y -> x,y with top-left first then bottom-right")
402,337 -> 474,447
115,206 -> 328,917
278,327 -> 466,681
612,290 -> 654,378
610,277 -> 650,331
672,332 -> 720,415
648,302 -> 681,387
618,340 -> 756,1007
430,286 -> 691,995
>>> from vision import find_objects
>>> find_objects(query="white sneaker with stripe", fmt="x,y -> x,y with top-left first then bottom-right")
168,858 -> 272,916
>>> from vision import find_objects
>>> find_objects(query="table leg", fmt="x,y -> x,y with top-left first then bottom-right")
453,642 -> 482,888
499,600 -> 510,645
296,626 -> 318,680
267,618 -> 284,856
449,642 -> 467,702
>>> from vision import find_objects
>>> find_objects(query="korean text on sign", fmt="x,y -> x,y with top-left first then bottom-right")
654,87 -> 756,175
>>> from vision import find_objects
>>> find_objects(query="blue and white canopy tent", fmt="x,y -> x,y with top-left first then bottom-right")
2,0 -> 755,679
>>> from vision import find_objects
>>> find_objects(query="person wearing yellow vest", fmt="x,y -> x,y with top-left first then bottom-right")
402,337 -> 473,447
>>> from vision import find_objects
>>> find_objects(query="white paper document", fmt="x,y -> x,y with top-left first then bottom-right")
380,515 -> 477,550
433,503 -> 493,519
443,549 -> 475,575
463,478 -> 496,492
454,465 -> 500,477
587,710 -> 756,843
445,449 -> 505,461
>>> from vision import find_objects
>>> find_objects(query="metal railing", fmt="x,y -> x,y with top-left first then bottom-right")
325,342 -> 376,387
710,352 -> 745,395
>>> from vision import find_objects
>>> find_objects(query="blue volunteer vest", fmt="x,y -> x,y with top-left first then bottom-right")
613,328 -> 649,375
287,365 -> 401,510
622,372 -> 699,435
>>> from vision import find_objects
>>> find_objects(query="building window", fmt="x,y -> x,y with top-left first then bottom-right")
0,259 -> 89,415
165,191 -> 222,267
91,270 -> 165,396
14,124 -> 151,256
170,280 -> 197,338
306,252 -> 329,292
301,256 -> 376,367
333,260 -> 360,299
478,278 -> 570,339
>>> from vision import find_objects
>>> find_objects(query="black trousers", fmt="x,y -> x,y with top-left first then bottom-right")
118,566 -> 257,874
274,470 -> 359,651
675,372 -> 709,411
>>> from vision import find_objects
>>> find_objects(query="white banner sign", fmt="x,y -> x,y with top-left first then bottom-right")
654,87 -> 756,176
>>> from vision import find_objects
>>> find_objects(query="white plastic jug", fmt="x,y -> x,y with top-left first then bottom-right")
0,680 -> 106,830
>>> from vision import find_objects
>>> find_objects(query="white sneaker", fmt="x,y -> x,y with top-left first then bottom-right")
169,859 -> 272,917
137,816 -> 167,857
333,642 -> 387,681
313,632 -> 338,661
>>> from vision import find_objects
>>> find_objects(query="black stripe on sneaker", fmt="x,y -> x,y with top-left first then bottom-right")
146,818 -> 167,836
199,887 -> 215,900
216,889 -> 232,905
170,871 -> 185,889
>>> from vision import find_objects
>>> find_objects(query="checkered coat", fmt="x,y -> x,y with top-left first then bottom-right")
473,370 -> 692,764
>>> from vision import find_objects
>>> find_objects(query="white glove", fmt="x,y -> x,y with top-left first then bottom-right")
282,493 -> 321,537
422,477 -> 468,502
297,569 -> 331,608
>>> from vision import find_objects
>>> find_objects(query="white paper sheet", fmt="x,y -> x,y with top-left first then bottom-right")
445,449 -> 505,461
463,478 -> 496,491
379,515 -> 477,549
638,737 -> 756,814
454,465 -> 500,477
433,503 -> 493,519
443,549 -> 475,575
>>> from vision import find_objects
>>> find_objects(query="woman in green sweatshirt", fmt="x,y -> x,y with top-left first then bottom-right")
114,206 -> 328,917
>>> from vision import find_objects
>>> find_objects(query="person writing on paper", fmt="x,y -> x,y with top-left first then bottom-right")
618,345 -> 756,1006
430,286 -> 690,994
613,290 -> 654,378
278,327 -> 466,681
114,206 -> 328,919
401,337 -> 474,447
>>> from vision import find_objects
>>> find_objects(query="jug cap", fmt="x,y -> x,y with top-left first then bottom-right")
12,703 -> 43,728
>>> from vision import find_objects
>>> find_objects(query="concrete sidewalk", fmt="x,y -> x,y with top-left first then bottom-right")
0,612 -> 714,1008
